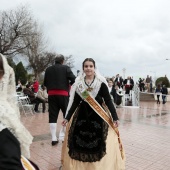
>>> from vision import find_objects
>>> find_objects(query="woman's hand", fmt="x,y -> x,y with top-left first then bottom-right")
113,120 -> 119,128
62,119 -> 68,126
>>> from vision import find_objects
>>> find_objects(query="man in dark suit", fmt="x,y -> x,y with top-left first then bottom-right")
44,55 -> 76,145
114,74 -> 123,88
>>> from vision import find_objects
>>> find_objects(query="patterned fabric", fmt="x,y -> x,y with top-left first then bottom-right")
67,103 -> 109,162
0,54 -> 33,158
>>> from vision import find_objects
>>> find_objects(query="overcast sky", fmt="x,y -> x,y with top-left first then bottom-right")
1,0 -> 170,81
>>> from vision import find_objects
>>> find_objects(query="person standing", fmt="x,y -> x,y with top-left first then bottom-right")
145,75 -> 151,92
107,78 -> 114,101
150,76 -> 153,93
61,58 -> 125,170
44,55 -> 76,145
161,85 -> 168,104
115,74 -> 123,88
123,76 -> 131,100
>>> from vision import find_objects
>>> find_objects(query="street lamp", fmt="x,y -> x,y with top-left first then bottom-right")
150,71 -> 156,79
122,68 -> 126,79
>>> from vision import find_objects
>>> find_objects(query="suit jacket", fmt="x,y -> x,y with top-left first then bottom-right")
115,77 -> 123,85
23,88 -> 36,102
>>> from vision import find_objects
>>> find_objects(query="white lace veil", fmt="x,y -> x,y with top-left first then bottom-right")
0,53 -> 33,158
65,66 -> 108,117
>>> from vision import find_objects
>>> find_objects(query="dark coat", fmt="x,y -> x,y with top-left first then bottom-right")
162,87 -> 168,95
44,63 -> 76,92
115,77 -> 123,85
23,88 -> 36,102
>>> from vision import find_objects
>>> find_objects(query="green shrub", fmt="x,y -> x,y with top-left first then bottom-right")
155,76 -> 170,87
15,62 -> 28,85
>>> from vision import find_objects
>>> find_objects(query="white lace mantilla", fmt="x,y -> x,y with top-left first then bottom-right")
65,70 -> 108,117
0,54 -> 33,158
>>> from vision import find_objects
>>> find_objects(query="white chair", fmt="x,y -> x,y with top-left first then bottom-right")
18,96 -> 35,116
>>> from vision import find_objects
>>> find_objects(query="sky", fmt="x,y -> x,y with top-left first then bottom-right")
1,0 -> 170,82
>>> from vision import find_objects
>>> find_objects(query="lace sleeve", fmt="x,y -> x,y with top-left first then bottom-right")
7,68 -> 20,118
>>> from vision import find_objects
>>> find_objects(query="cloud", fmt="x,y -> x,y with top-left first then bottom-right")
1,0 -> 170,81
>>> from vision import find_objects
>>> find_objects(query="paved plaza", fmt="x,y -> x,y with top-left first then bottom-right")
21,101 -> 170,170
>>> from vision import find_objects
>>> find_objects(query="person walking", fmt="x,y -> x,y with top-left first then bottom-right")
155,84 -> 162,104
44,55 -> 76,145
61,58 -> 125,170
161,85 -> 168,104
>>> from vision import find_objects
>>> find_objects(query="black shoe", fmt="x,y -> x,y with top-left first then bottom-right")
35,110 -> 40,113
51,141 -> 58,146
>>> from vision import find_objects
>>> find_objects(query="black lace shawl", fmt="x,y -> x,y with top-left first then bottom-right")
66,83 -> 118,162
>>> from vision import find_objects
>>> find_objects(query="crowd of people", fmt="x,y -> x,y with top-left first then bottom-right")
16,79 -> 48,113
137,75 -> 169,105
138,75 -> 153,92
106,74 -> 134,105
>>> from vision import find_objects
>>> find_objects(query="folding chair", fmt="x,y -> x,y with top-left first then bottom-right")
18,96 -> 35,116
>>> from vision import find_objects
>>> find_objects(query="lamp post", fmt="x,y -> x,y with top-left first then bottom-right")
150,71 -> 156,81
122,68 -> 126,79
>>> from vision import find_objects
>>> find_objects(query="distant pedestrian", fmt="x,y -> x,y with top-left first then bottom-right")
161,85 -> 168,104
150,76 -> 153,93
145,75 -> 151,92
155,84 -> 162,104
44,55 -> 76,145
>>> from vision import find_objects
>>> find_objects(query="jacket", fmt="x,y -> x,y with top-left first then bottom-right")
23,88 -> 36,102
44,63 -> 76,92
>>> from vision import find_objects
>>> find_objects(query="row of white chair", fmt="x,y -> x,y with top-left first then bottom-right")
18,96 -> 35,116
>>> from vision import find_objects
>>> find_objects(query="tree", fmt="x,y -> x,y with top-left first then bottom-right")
0,5 -> 34,57
22,22 -> 57,79
155,75 -> 170,87
64,55 -> 74,68
15,61 -> 27,85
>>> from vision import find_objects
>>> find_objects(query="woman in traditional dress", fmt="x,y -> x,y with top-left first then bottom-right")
0,54 -> 38,169
61,58 -> 125,170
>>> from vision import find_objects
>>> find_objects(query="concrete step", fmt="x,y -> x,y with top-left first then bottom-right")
140,92 -> 155,101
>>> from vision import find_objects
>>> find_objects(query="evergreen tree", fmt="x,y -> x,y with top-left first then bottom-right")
15,62 -> 27,85
7,58 -> 16,71
155,75 -> 170,87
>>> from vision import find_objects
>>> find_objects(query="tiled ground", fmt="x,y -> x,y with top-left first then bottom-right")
21,101 -> 170,170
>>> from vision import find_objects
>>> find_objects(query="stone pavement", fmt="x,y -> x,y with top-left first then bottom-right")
21,101 -> 170,170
